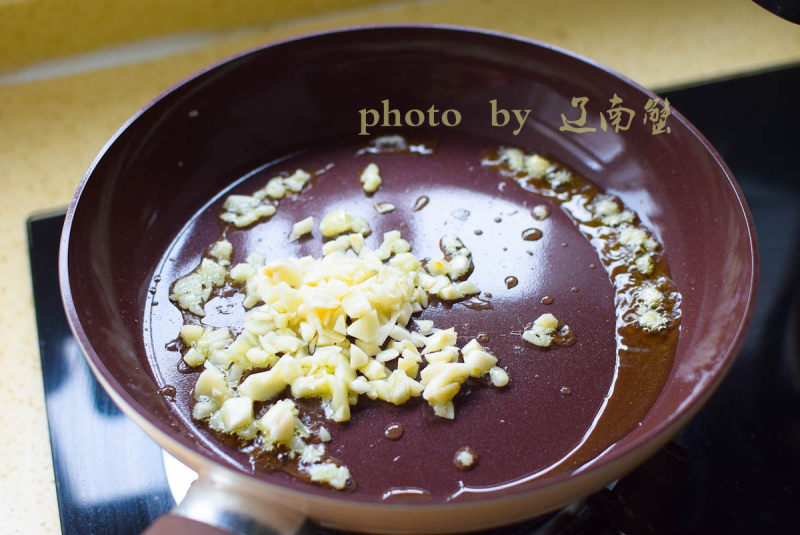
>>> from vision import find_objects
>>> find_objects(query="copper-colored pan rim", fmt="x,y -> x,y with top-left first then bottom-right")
59,24 -> 759,514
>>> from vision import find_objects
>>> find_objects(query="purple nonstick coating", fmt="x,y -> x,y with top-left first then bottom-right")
60,26 -> 757,510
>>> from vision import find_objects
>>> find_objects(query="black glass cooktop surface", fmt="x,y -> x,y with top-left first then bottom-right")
29,66 -> 800,534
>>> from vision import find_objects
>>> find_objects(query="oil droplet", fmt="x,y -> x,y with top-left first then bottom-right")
522,228 -> 543,241
384,423 -> 404,440
570,287 -> 579,293
590,263 -> 597,269
541,295 -> 554,305
412,195 -> 430,212
554,324 -> 577,347
381,487 -> 431,501
453,446 -> 478,471
502,247 -> 508,251
484,293 -> 493,299
504,276 -> 519,289
561,242 -> 568,247
154,275 -> 162,282
159,385 -> 177,400
560,386 -> 573,396
152,301 -> 159,306
494,217 -> 502,223
473,229 -> 483,235
498,181 -> 507,191
477,333 -> 490,343
149,287 -> 157,294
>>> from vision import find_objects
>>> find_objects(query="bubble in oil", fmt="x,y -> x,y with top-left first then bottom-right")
384,423 -> 404,440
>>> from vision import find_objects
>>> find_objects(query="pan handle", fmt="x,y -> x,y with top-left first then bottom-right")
143,514 -> 239,535
142,475 -> 312,535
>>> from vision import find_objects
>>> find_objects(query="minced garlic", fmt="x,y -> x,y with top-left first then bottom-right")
492,146 -> 678,335
487,145 -> 681,387
500,147 -> 525,171
594,198 -> 619,217
169,258 -> 227,316
220,195 -> 277,228
374,202 -> 395,214
637,285 -> 663,307
618,226 -> 658,253
179,324 -> 230,367
415,319 -> 434,335
308,462 -> 351,489
319,209 -> 371,238
522,313 -> 561,347
360,163 -> 382,193
501,148 -> 571,188
546,169 -> 572,188
637,309 -> 668,331
488,366 -> 509,387
219,169 -> 312,228
289,216 -> 314,242
209,239 -> 233,264
635,253 -> 654,275
179,224 -> 506,473
633,282 -> 669,332
524,154 -> 550,179
531,204 -> 549,221
418,234 -> 478,302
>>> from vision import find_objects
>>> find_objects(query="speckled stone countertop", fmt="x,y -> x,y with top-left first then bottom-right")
1,0 -> 798,533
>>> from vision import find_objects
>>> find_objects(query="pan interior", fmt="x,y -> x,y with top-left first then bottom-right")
146,131 -> 670,502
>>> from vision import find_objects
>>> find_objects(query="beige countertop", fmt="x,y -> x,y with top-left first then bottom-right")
1,1 -> 798,533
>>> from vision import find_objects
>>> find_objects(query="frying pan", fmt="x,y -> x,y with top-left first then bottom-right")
59,26 -> 757,534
